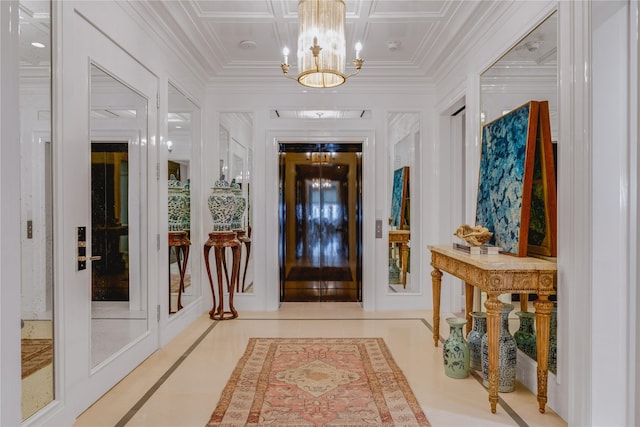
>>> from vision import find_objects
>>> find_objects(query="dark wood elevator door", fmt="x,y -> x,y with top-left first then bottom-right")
279,143 -> 362,302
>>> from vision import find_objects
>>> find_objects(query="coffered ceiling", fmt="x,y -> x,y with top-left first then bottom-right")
18,1 -> 557,90
123,0 -> 507,85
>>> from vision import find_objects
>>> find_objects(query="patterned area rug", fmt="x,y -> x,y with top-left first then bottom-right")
207,338 -> 430,426
21,339 -> 53,378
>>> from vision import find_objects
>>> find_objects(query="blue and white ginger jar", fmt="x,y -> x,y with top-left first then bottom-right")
207,179 -> 237,232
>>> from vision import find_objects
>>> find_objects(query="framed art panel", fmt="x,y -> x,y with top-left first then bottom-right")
390,166 -> 409,229
527,101 -> 557,256
475,102 -> 540,256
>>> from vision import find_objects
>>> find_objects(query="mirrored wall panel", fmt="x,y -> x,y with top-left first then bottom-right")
19,0 -> 53,419
387,112 -> 420,294
219,113 -> 254,293
168,83 -> 200,315
90,64 -> 149,368
480,11 -> 558,370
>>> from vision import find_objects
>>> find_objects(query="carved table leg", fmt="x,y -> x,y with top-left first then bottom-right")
465,282 -> 474,336
221,248 -> 231,292
400,242 -> 409,288
431,268 -> 443,347
485,294 -> 502,414
533,295 -> 553,413
227,244 -> 240,319
175,245 -> 184,310
213,245 -> 226,318
203,244 -> 216,317
520,293 -> 529,312
241,238 -> 251,292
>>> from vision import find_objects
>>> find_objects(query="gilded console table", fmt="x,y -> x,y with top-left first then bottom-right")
389,230 -> 410,287
428,245 -> 556,414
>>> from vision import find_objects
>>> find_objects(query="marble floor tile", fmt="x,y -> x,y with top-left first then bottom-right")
74,303 -> 567,427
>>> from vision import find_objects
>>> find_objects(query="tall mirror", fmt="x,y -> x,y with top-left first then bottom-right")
480,11 -> 558,372
90,64 -> 149,368
219,113 -> 253,293
19,0 -> 54,419
387,112 -> 420,294
168,83 -> 200,314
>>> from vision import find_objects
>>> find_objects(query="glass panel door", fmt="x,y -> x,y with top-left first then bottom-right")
167,83 -> 200,314
19,0 -> 54,420
90,64 -> 148,368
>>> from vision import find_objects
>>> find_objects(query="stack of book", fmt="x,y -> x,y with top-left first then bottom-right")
453,242 -> 502,255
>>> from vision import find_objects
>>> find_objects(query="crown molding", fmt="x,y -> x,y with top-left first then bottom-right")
118,1 -> 209,83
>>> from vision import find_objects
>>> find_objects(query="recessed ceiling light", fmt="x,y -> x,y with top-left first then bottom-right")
175,125 -> 182,129
239,40 -> 257,50
31,42 -> 45,48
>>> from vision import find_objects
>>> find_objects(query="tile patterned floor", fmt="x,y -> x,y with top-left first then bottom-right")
74,303 -> 567,427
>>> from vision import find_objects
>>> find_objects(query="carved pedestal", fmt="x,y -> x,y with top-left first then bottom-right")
204,232 -> 240,320
168,231 -> 191,313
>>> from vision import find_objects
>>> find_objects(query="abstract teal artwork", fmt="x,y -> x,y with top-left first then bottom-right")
475,102 -> 539,256
390,167 -> 408,228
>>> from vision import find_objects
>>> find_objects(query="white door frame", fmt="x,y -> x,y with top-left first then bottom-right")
261,131 -> 375,311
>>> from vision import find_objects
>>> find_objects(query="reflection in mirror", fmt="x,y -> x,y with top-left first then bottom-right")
480,11 -> 557,370
219,113 -> 254,293
90,64 -> 148,368
168,83 -> 200,314
387,112 -> 420,294
19,0 -> 54,419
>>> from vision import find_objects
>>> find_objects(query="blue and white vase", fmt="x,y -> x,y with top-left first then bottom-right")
443,317 -> 470,379
207,179 -> 237,232
182,179 -> 191,231
549,305 -> 557,374
514,311 -> 537,360
481,303 -> 517,392
467,311 -> 487,371
230,181 -> 246,230
168,174 -> 188,231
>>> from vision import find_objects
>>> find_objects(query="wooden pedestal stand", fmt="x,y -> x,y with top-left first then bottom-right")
204,231 -> 240,320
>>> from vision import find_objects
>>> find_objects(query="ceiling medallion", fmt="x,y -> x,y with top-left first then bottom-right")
280,0 -> 363,88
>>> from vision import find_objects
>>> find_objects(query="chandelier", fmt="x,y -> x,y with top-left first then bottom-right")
308,152 -> 334,164
281,0 -> 364,88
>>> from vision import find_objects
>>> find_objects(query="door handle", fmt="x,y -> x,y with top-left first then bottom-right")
90,256 -> 102,261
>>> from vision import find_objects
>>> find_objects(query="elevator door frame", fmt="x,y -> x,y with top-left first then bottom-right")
278,143 -> 363,302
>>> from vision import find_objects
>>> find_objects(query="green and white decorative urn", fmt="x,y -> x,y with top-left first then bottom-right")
443,317 -> 470,379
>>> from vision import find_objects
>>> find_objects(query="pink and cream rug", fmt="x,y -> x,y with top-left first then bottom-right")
207,337 -> 430,426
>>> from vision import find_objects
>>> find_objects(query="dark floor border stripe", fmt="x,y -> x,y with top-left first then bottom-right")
114,320 -> 220,427
420,318 -> 529,427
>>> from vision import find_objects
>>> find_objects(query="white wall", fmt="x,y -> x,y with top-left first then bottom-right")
433,0 -> 569,419
205,87 -> 437,312
14,1 -> 210,424
591,1 -> 632,425
433,0 -> 639,424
